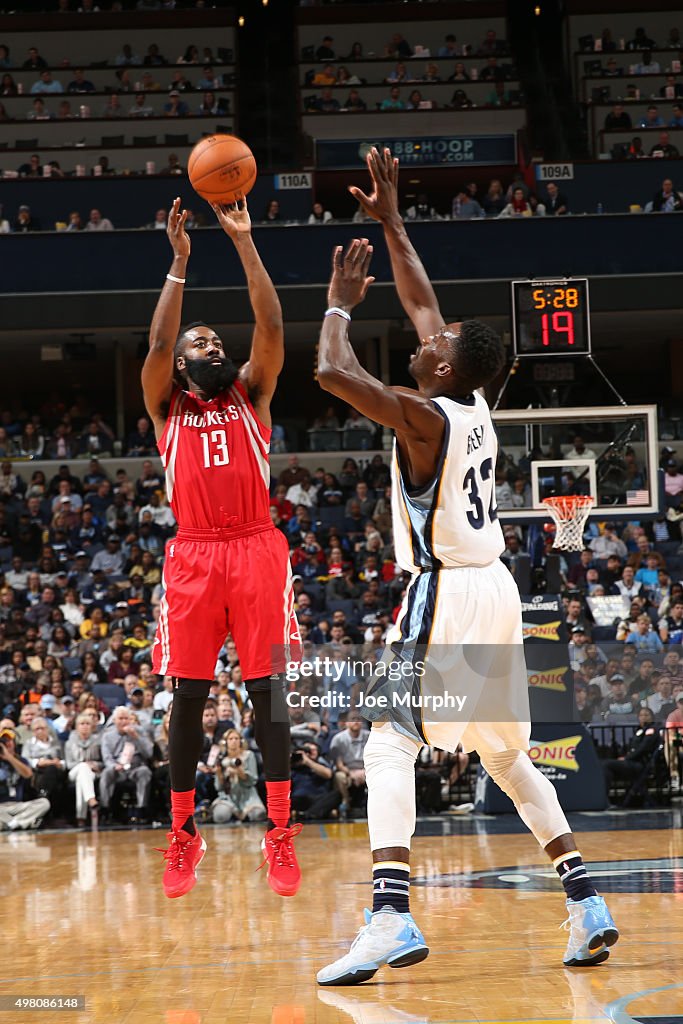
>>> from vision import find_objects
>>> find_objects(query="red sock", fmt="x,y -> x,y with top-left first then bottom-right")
266,781 -> 290,829
171,789 -> 196,833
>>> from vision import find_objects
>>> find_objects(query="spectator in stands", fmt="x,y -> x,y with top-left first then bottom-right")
115,44 -> 141,67
316,36 -> 335,61
144,43 -> 168,67
451,188 -> 484,219
85,209 -> 114,231
313,88 -> 340,113
602,57 -> 622,77
212,729 -> 265,824
344,89 -> 366,112
479,56 -> 504,82
330,713 -> 369,814
312,64 -> 336,87
0,725 -> 50,831
65,211 -> 82,232
638,105 -> 664,129
628,27 -> 656,50
651,180 -> 683,212
102,94 -> 124,118
450,88 -> 472,109
544,182 -> 569,215
99,706 -> 152,822
660,75 -> 683,99
28,97 -> 51,120
670,105 -> 683,128
129,92 -> 154,117
402,192 -> 438,218
627,136 -> 647,159
612,564 -> 643,601
480,179 -> 506,217
478,29 -> 507,56
65,712 -> 101,826
498,187 -> 534,217
141,71 -> 161,93
438,35 -> 459,59
112,69 -> 134,93
488,81 -> 511,106
625,613 -> 664,655
163,90 -> 189,117
650,132 -> 680,158
0,44 -> 10,68
448,62 -> 470,82
67,68 -> 95,94
161,154 -> 185,177
599,28 -> 617,53
23,47 -> 48,70
666,27 -> 681,47
422,63 -> 441,83
604,103 -> 632,131
385,32 -> 412,59
126,416 -> 155,456
24,715 -> 66,807
197,90 -> 220,116
406,89 -> 427,110
635,51 -> 661,74
13,205 -> 40,232
336,66 -> 361,87
1,73 -> 17,95
308,201 -> 333,224
31,70 -> 63,94
591,523 -> 627,561
346,42 -> 363,62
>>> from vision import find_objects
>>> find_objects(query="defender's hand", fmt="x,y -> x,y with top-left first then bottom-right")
211,197 -> 252,238
167,197 -> 191,258
327,238 -> 375,312
348,147 -> 400,222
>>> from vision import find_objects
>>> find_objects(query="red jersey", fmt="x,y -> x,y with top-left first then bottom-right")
157,382 -> 271,529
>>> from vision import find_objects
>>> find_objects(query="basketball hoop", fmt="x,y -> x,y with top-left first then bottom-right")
542,496 -> 595,552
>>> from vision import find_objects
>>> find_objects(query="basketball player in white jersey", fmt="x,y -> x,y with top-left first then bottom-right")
315,148 -> 618,986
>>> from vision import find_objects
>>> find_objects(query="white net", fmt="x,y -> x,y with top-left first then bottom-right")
542,496 -> 595,552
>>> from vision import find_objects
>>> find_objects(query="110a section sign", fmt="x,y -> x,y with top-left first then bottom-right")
511,278 -> 592,357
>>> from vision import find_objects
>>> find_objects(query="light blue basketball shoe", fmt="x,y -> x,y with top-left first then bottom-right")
562,895 -> 619,967
317,906 -> 429,986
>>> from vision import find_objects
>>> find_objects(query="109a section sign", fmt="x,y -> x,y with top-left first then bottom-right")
315,135 -> 517,169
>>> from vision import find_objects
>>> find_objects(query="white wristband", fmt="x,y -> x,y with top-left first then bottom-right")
325,307 -> 351,322
166,273 -> 186,284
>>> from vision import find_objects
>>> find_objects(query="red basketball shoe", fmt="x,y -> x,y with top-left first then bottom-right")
259,823 -> 302,897
156,828 -> 207,899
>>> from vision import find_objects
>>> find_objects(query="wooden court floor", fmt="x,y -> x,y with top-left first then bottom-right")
0,814 -> 682,1024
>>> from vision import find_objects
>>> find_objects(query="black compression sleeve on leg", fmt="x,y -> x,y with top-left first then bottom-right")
245,676 -> 291,782
168,677 -> 212,792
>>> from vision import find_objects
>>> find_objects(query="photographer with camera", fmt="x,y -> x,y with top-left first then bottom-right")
212,728 -> 266,823
0,726 -> 50,831
290,740 -> 339,822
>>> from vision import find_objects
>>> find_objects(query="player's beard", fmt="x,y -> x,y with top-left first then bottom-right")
184,357 -> 239,398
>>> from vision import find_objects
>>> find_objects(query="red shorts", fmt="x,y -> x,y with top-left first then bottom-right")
152,519 -> 300,681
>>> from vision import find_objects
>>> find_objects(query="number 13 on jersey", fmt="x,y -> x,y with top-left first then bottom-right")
200,429 -> 230,467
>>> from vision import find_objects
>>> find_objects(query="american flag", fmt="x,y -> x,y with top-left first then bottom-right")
626,490 -> 649,505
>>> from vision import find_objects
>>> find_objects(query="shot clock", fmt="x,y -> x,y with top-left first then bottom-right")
511,278 -> 591,357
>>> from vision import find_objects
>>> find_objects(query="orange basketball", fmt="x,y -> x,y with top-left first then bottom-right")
187,134 -> 257,204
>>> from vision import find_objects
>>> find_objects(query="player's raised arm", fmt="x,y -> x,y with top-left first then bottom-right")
142,196 -> 190,438
211,198 -> 283,422
349,147 -> 444,341
317,239 -> 444,447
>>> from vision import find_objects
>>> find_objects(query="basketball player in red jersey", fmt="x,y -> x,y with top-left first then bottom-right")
143,196 -> 302,899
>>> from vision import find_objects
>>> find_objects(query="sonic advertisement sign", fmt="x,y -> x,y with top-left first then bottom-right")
521,595 -> 574,723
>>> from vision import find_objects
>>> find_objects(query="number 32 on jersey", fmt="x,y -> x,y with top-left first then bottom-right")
463,456 -> 498,530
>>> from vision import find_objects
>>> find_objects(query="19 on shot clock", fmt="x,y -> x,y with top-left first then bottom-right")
511,278 -> 591,357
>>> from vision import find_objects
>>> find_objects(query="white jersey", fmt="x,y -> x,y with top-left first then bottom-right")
391,392 -> 505,572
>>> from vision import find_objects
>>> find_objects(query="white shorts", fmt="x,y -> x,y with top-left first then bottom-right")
370,559 -> 531,755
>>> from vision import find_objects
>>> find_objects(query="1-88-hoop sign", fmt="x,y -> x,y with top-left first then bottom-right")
511,278 -> 592,357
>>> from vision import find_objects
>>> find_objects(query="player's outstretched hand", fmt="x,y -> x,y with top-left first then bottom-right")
211,196 -> 252,238
167,196 -> 191,258
327,238 -> 375,311
348,146 -> 399,222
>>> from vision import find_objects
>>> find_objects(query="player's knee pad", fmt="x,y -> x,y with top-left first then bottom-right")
480,748 -> 570,848
172,677 -> 212,700
364,724 -> 420,852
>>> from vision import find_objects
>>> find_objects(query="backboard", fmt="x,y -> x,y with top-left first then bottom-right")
491,405 -> 659,521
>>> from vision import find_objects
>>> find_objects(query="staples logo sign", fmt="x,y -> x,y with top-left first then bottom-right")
526,667 -> 567,692
522,620 -> 561,641
529,735 -> 582,772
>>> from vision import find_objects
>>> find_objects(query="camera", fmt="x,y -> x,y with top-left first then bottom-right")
291,750 -> 305,767
227,757 -> 242,768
